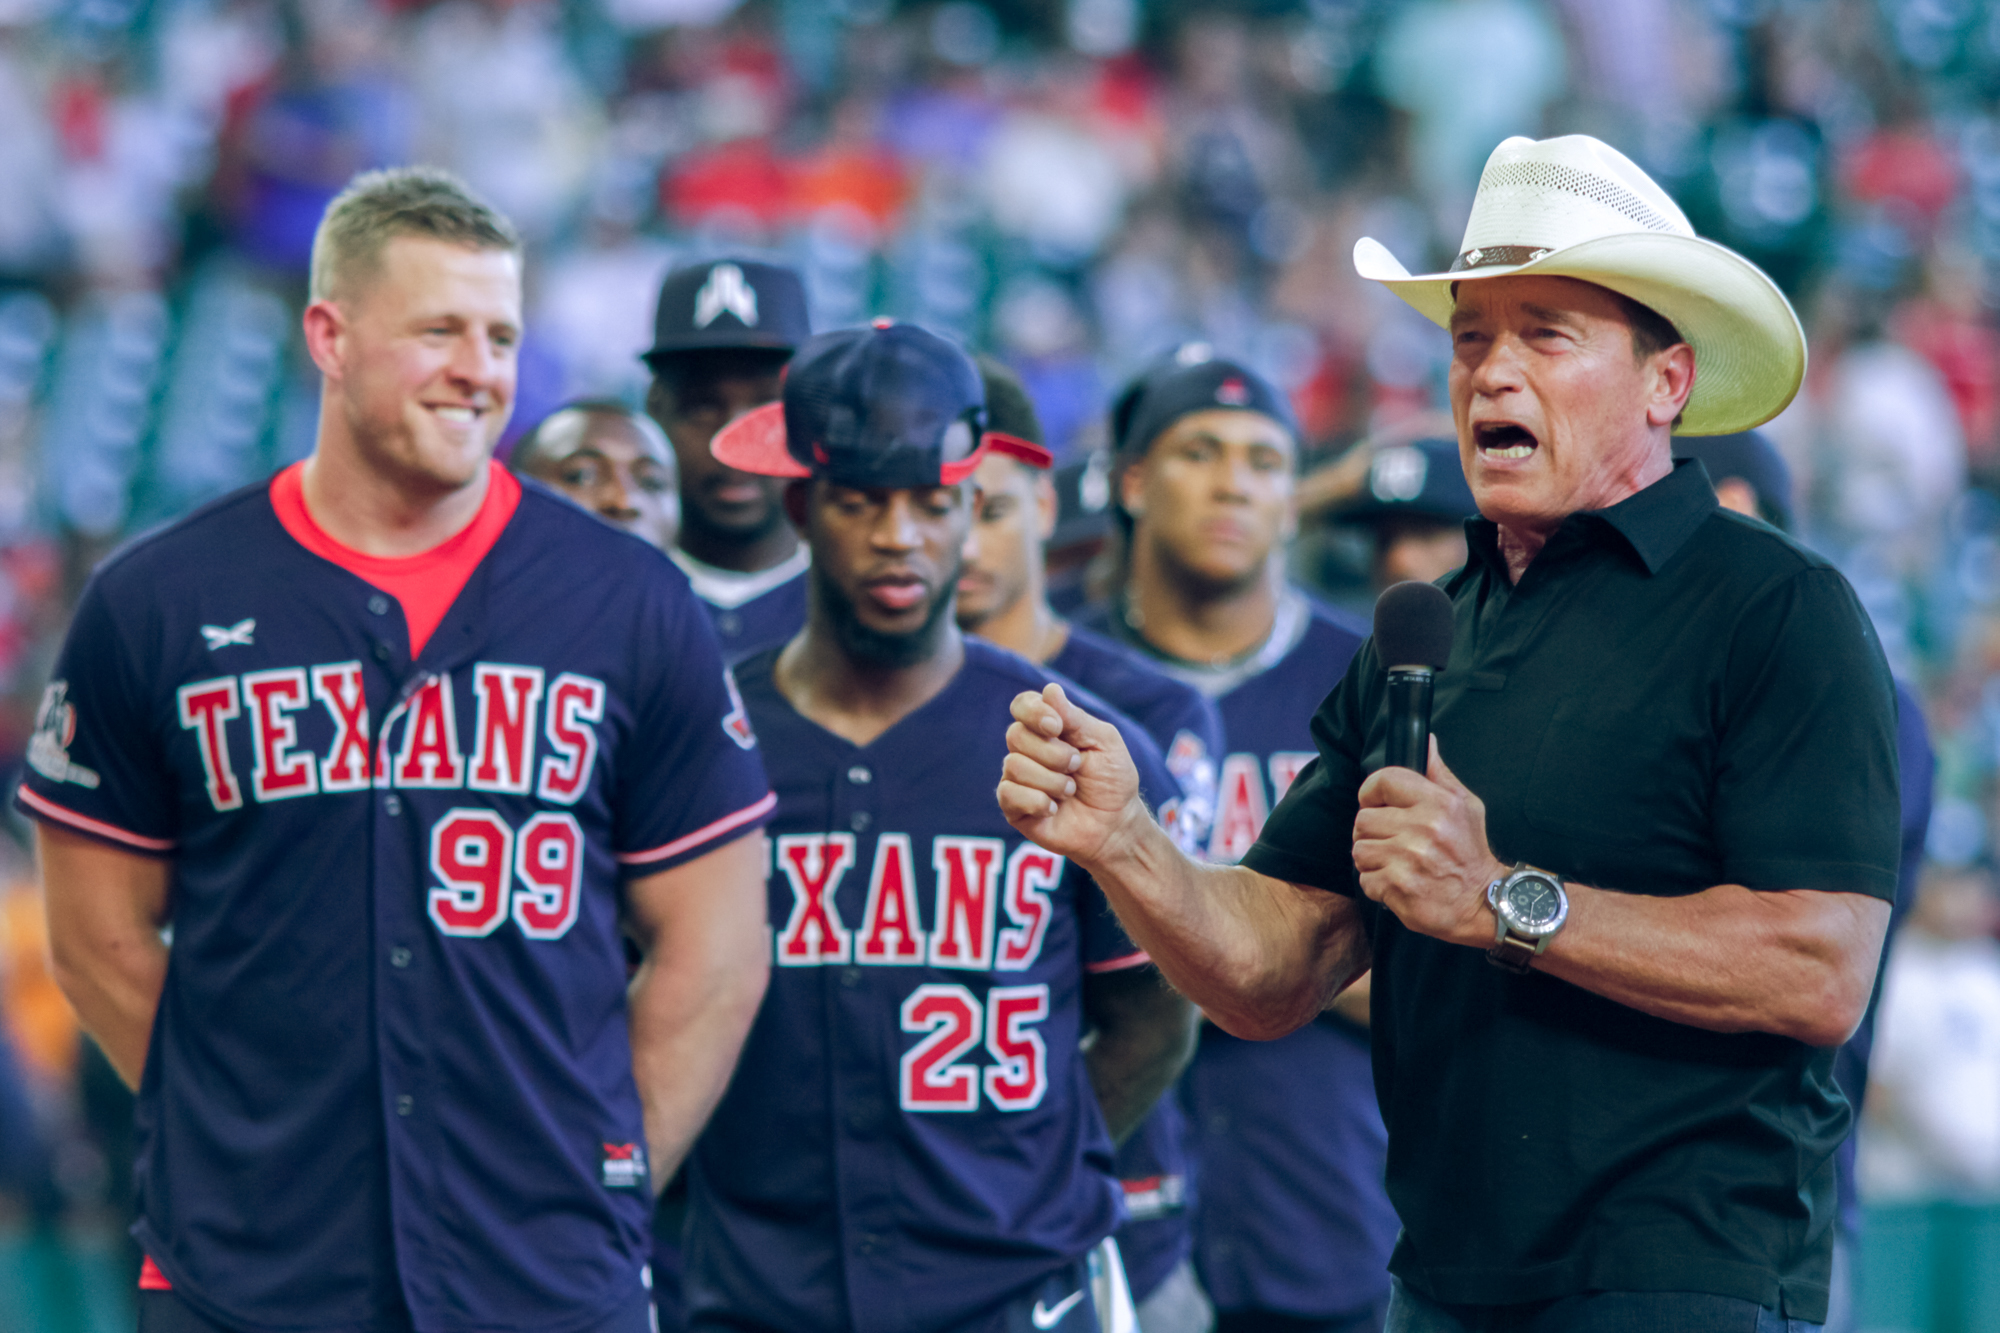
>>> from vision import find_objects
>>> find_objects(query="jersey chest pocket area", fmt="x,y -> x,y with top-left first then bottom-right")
1519,694 -> 1707,848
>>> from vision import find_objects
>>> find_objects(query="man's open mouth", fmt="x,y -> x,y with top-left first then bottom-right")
1475,423 -> 1538,460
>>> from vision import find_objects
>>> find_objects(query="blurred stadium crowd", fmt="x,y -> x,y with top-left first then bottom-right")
5,0 -> 2000,1328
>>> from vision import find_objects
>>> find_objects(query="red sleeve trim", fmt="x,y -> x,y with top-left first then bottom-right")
1085,949 -> 1152,974
18,788 -> 176,853
138,1255 -> 173,1291
615,792 -> 776,868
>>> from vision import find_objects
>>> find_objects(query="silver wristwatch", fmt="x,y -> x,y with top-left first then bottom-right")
1485,862 -> 1568,973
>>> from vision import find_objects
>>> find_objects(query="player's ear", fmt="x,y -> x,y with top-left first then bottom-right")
1117,459 -> 1146,522
782,479 -> 813,531
302,300 -> 348,381
1034,475 -> 1058,542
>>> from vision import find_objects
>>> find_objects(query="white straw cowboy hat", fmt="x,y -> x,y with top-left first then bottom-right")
1354,134 -> 1805,436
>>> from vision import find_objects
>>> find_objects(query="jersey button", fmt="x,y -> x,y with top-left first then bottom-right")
841,967 -> 863,988
367,594 -> 390,616
717,612 -> 741,637
849,811 -> 872,832
383,794 -> 402,817
855,1234 -> 880,1256
395,1094 -> 414,1117
847,765 -> 872,785
372,642 -> 393,663
389,947 -> 412,969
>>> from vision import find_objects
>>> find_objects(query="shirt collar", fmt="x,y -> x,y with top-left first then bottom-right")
1462,457 -> 1717,580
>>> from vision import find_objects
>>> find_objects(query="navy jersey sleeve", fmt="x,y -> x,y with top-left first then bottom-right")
17,573 -> 178,854
612,573 -> 774,875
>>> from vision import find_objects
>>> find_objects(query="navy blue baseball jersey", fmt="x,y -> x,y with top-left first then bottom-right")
669,545 -> 809,663
19,465 -> 774,1333
1044,622 -> 1222,1303
683,639 -> 1180,1333
1082,590 -> 1398,1319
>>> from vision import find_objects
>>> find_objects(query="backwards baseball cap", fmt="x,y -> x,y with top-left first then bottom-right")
711,320 -> 1053,488
642,258 -> 812,365
1111,344 -> 1298,460
1335,438 -> 1478,526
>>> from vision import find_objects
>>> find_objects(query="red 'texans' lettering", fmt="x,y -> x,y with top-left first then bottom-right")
177,677 -> 243,812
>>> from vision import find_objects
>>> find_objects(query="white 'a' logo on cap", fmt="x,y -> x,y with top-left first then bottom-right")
694,264 -> 759,329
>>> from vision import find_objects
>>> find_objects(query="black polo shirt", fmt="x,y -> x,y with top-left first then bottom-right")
1242,460 -> 1900,1322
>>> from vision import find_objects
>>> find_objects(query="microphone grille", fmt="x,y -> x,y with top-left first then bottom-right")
1373,580 -> 1455,670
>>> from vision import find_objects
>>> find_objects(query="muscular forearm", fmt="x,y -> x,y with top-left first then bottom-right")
628,951 -> 768,1189
1083,802 -> 1367,1041
49,930 -> 166,1090
1529,882 -> 1888,1046
38,825 -> 171,1089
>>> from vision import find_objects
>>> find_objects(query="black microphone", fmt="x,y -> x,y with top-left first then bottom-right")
1373,581 -> 1455,773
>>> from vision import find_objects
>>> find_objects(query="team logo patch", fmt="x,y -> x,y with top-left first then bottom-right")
693,263 -> 758,329
27,681 -> 99,789
1121,1172 -> 1188,1221
600,1141 -> 648,1191
1214,376 -> 1250,407
200,618 -> 256,650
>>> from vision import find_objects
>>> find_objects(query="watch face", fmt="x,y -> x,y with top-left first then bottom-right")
1502,875 -> 1565,932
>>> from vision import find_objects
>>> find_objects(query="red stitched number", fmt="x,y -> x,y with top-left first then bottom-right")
513,813 -> 584,939
900,984 -> 982,1111
983,985 -> 1051,1111
427,809 -> 514,937
427,809 -> 584,941
899,983 -> 1053,1113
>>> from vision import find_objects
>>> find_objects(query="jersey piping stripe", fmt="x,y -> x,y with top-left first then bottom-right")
1084,949 -> 1152,974
616,791 -> 777,867
17,787 -> 176,852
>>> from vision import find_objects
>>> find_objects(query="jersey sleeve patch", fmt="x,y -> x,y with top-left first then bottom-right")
616,790 -> 776,869
17,786 -> 176,853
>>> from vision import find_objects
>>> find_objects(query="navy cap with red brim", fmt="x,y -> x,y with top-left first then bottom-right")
712,401 -> 1052,482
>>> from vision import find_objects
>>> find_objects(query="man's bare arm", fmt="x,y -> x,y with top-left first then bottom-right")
1082,967 -> 1196,1145
38,823 -> 172,1089
625,832 -> 770,1191
998,684 -> 1369,1040
1353,746 -> 1889,1047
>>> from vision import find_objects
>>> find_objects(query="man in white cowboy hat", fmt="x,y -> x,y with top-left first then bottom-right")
997,134 -> 1900,1332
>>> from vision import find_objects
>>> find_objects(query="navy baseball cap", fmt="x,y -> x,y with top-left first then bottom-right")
711,320 -> 1053,488
1111,345 -> 1298,460
642,258 -> 811,364
1334,438 -> 1478,526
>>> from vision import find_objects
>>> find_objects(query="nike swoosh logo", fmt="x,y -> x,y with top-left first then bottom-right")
1031,1290 -> 1085,1329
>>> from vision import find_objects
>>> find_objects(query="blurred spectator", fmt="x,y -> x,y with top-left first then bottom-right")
1374,0 -> 1568,220
1861,867 -> 2000,1203
208,0 -> 411,277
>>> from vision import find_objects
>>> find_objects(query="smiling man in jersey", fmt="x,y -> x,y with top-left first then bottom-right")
25,168 -> 775,1333
682,320 -> 1195,1333
1076,349 -> 1393,1333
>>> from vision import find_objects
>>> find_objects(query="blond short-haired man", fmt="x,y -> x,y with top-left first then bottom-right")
28,168 -> 775,1333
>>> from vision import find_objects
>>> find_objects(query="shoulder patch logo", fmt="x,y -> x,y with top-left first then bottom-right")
693,263 -> 758,329
201,619 -> 256,650
27,681 -> 100,789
